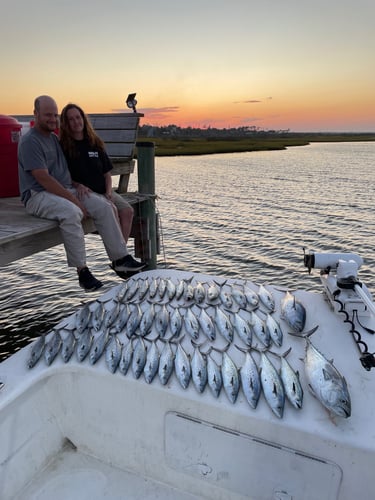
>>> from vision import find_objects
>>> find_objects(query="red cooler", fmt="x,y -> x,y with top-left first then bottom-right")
0,115 -> 22,197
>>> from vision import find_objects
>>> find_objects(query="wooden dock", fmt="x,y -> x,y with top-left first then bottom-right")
0,192 -> 155,267
0,113 -> 159,268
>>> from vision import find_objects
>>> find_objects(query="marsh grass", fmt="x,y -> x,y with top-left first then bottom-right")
137,134 -> 375,157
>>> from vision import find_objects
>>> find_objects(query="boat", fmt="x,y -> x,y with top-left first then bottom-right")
1,252 -> 375,500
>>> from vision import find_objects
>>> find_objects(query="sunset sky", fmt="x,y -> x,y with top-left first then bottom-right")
1,0 -> 374,132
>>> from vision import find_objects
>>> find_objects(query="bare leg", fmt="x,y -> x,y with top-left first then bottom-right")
118,206 -> 134,242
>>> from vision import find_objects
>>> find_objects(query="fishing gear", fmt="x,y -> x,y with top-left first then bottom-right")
304,250 -> 375,371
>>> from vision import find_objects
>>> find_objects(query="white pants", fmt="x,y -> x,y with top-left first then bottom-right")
26,189 -> 128,268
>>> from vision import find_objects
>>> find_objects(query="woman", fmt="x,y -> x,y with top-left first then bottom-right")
59,103 -> 134,242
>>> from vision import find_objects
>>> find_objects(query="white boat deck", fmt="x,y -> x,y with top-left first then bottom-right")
1,269 -> 375,500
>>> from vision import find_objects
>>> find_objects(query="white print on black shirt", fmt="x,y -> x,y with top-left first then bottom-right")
88,151 -> 99,158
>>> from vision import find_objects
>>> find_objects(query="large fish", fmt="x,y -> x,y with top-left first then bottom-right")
259,351 -> 285,418
258,284 -> 275,312
184,308 -> 200,340
249,311 -> 270,348
198,307 -> 216,341
76,328 -> 93,362
103,301 -> 120,329
44,330 -> 62,366
89,329 -> 110,365
239,350 -> 261,409
279,348 -> 303,410
264,313 -> 283,347
139,303 -> 155,337
191,345 -> 208,393
155,304 -> 169,338
132,337 -> 147,379
144,340 -> 160,384
221,351 -> 240,404
303,336 -> 351,418
175,343 -> 191,389
170,308 -> 183,338
61,330 -> 77,363
206,281 -> 221,303
158,340 -> 175,385
76,303 -> 92,334
105,334 -> 122,373
280,291 -> 306,333
232,312 -> 252,346
215,307 -> 233,343
126,303 -> 142,337
194,281 -> 206,304
27,334 -> 46,368
119,338 -> 133,375
206,352 -> 222,398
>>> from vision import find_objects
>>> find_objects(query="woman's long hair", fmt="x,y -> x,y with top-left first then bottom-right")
59,103 -> 105,158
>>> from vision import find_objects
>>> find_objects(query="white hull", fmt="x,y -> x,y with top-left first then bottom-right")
1,269 -> 374,500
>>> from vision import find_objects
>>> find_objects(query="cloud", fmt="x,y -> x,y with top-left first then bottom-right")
112,106 -> 179,119
234,97 -> 273,104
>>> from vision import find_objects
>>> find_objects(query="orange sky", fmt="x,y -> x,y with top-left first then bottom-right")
1,1 -> 374,132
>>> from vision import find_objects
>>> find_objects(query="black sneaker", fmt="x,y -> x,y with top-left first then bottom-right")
78,267 -> 103,292
112,254 -> 146,273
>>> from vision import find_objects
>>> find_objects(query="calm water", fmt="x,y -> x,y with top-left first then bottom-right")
1,142 -> 374,361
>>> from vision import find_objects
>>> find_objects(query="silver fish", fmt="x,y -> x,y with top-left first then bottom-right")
89,329 -> 110,365
91,301 -> 106,331
103,301 -> 121,329
243,284 -> 259,309
158,340 -> 175,385
114,303 -> 131,334
194,281 -> 206,304
191,346 -> 208,393
249,311 -> 270,348
184,283 -> 195,302
119,338 -> 133,375
198,308 -> 216,341
149,277 -> 160,298
175,279 -> 187,301
170,307 -> 183,338
139,303 -> 155,337
258,284 -> 275,312
279,349 -> 303,410
61,330 -> 76,363
175,343 -> 191,389
304,337 -> 351,418
132,337 -> 147,379
124,278 -> 140,301
137,277 -> 150,301
280,291 -> 306,333
126,303 -> 142,337
144,340 -> 160,384
155,304 -> 169,338
240,350 -> 261,409
220,289 -> 233,309
207,281 -> 221,303
105,334 -> 122,373
76,329 -> 93,362
221,351 -> 240,404
27,334 -> 46,368
166,278 -> 177,301
44,330 -> 62,366
265,313 -> 283,347
215,307 -> 233,343
233,312 -> 252,346
76,303 -> 92,334
184,308 -> 200,340
260,351 -> 285,418
231,285 -> 247,309
158,277 -> 167,299
207,352 -> 222,398
116,281 -> 129,302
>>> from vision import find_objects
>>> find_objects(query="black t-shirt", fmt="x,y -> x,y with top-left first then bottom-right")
64,138 -> 113,194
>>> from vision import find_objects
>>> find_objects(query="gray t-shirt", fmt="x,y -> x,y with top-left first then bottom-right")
18,128 -> 73,205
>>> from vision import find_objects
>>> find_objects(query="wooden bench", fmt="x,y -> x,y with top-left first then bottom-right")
0,112 -> 158,267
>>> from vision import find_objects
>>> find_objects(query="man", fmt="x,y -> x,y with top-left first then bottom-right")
18,95 -> 145,291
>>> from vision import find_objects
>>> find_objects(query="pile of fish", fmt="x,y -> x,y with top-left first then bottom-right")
26,273 -> 351,419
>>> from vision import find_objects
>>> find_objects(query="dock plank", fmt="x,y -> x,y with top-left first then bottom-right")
0,194 -> 152,267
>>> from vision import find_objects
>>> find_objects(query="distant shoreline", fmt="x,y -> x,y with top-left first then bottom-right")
137,134 -> 375,157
